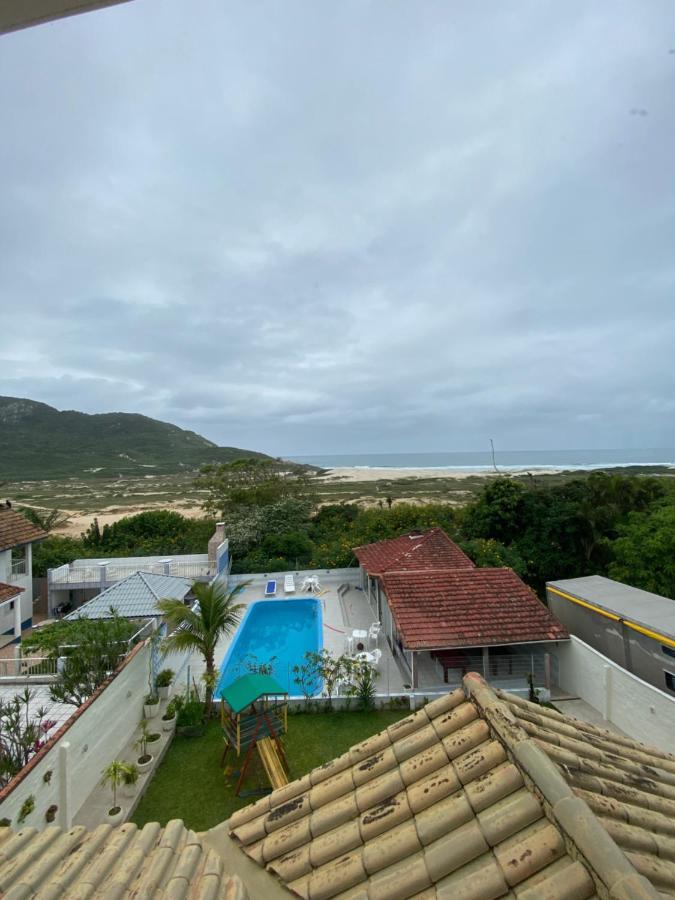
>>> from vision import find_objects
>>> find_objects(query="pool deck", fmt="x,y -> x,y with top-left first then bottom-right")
201,572 -> 407,698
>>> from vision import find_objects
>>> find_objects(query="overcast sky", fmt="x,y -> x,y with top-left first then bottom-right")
1,1 -> 674,457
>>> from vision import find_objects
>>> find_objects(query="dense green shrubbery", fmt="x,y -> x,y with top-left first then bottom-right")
32,511 -> 217,576
30,472 -> 675,598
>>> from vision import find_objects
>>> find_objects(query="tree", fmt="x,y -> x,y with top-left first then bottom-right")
32,535 -> 88,577
22,615 -> 140,706
608,505 -> 675,598
196,458 -> 315,517
459,538 -> 527,577
101,760 -> 129,815
157,580 -> 247,714
0,689 -> 56,788
461,478 -> 534,545
17,507 -> 70,532
82,510 -> 215,556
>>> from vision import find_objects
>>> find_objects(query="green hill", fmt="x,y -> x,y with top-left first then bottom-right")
0,396 -> 271,479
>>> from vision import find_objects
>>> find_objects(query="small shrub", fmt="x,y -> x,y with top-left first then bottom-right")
122,763 -> 139,787
155,669 -> 174,688
353,663 -> 376,712
176,699 -> 204,728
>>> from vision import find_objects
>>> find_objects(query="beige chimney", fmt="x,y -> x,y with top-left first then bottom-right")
208,522 -> 226,566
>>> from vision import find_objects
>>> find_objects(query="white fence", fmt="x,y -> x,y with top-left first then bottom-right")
0,657 -> 58,679
0,642 -> 152,830
551,636 -> 675,751
49,560 -> 215,585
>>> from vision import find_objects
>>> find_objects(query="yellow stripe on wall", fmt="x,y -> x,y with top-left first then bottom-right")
547,586 -> 675,650
547,586 -> 621,621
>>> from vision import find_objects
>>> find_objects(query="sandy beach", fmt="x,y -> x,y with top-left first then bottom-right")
319,466 -> 563,482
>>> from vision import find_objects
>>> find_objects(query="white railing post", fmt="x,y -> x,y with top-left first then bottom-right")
58,741 -> 71,828
603,664 -> 613,722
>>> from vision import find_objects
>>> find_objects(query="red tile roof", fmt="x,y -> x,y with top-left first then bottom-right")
0,506 -> 47,552
353,527 -> 474,576
381,567 -> 569,650
0,582 -> 24,603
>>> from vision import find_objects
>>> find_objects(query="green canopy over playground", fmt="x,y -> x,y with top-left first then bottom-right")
220,673 -> 287,715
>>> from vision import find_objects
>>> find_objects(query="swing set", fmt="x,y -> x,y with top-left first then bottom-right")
219,673 -> 290,795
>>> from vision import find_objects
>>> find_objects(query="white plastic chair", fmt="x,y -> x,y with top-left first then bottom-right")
284,574 -> 295,594
368,622 -> 381,648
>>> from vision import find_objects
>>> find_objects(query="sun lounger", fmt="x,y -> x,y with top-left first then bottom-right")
284,574 -> 295,594
265,580 -> 277,597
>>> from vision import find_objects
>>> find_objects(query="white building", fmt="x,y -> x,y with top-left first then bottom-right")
0,502 -> 47,645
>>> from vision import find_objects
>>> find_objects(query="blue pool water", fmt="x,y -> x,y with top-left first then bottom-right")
215,598 -> 323,697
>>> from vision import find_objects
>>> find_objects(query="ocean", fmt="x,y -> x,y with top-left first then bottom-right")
289,449 -> 675,471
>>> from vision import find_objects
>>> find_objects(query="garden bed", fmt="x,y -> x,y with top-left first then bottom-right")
131,708 -> 408,831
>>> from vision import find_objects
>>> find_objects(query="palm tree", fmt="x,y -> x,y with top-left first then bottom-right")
157,580 -> 247,713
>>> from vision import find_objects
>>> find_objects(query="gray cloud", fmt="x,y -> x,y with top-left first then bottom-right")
1,0 -> 674,456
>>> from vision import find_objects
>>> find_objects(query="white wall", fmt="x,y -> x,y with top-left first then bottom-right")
0,642 -> 152,830
552,636 -> 675,751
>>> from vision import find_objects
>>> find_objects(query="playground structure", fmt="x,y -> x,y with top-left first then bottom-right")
219,673 -> 290,795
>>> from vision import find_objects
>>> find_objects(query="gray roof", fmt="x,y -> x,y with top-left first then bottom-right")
66,571 -> 193,620
547,575 -> 675,641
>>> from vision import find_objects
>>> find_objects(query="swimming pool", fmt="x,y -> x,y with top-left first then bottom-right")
215,598 -> 323,697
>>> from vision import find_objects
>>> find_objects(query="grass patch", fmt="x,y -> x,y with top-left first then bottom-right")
131,709 -> 408,832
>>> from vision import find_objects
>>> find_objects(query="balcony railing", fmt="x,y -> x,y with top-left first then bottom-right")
49,560 -> 215,585
0,657 -> 58,678
8,558 -> 27,581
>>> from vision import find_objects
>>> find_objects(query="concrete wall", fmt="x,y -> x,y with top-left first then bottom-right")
0,642 -> 152,830
550,636 -> 675,751
0,547 -> 33,641
547,588 -> 675,696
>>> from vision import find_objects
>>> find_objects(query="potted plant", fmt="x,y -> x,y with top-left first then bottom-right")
135,721 -> 154,772
101,760 -> 126,824
161,697 -> 178,733
121,762 -> 140,799
143,692 -> 160,718
156,669 -> 174,700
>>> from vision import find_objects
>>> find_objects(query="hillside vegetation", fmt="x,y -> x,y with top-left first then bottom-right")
0,396 -> 270,479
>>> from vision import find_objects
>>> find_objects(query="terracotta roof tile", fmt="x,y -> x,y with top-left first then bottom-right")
230,675 -> 675,898
353,527 -> 475,576
0,582 -> 23,603
0,507 -> 47,552
382,567 -> 569,649
0,820 -> 247,898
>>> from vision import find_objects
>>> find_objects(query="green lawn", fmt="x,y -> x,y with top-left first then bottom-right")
131,709 -> 408,832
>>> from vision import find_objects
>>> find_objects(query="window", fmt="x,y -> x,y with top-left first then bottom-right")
662,645 -> 675,660
665,671 -> 675,694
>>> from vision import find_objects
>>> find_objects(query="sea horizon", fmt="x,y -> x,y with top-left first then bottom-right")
288,448 -> 675,471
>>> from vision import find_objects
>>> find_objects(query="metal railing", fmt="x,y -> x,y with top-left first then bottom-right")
0,657 -> 58,678
48,560 -> 215,585
427,650 -> 547,689
8,558 -> 28,581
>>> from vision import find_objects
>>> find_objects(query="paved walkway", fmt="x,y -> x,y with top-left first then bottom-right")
73,697 -> 174,828
549,688 -> 628,735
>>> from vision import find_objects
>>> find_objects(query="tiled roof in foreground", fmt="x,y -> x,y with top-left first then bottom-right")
229,674 -> 675,899
0,819 -> 248,898
353,528 -> 475,577
382,567 -> 569,649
